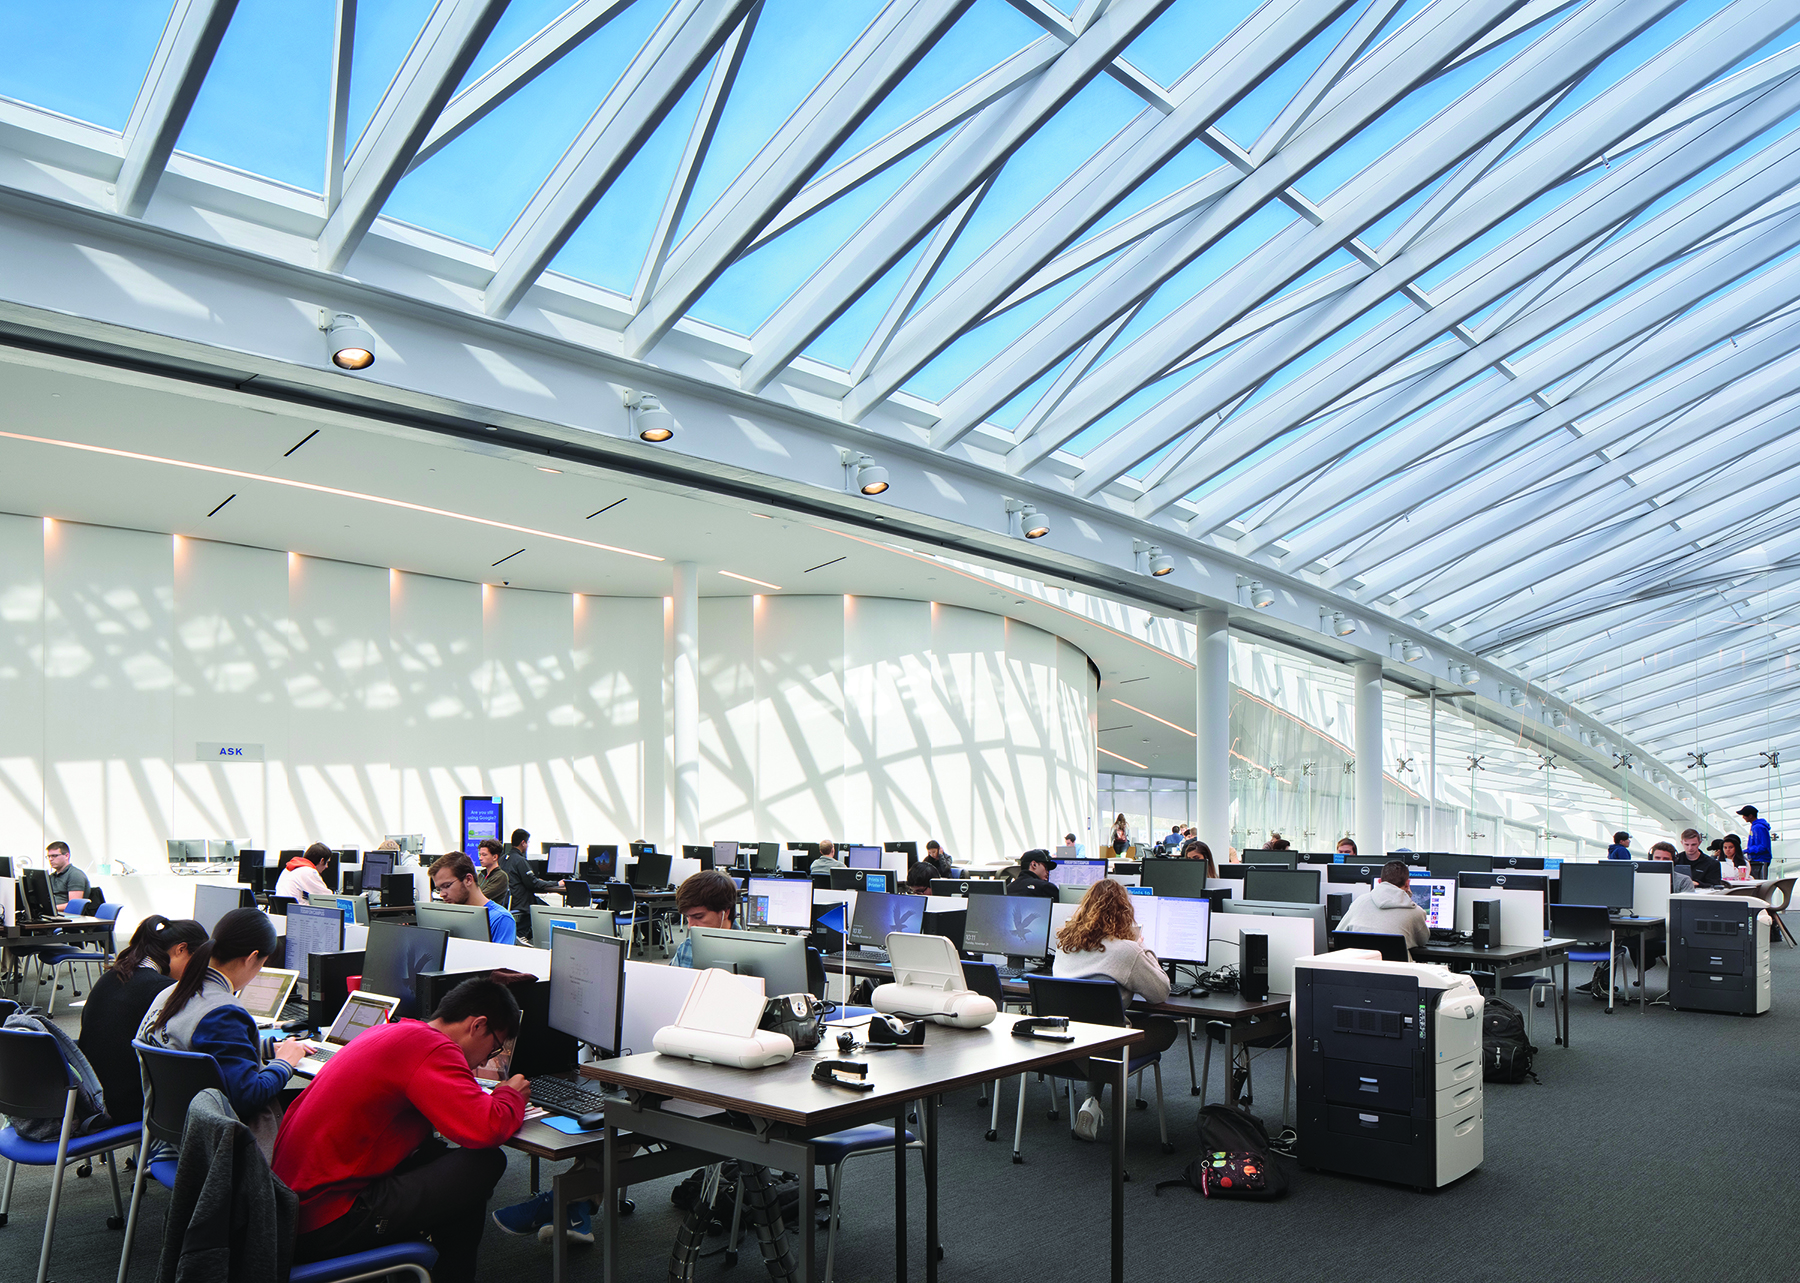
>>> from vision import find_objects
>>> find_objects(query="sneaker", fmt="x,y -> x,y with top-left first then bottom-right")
538,1199 -> 595,1245
492,1191 -> 553,1237
1073,1096 -> 1102,1143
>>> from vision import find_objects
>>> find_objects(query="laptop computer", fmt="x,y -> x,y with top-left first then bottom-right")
236,967 -> 300,1028
292,991 -> 401,1077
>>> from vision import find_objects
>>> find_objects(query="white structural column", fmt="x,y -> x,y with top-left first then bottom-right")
1354,660 -> 1384,859
672,562 -> 700,849
1195,610 -> 1231,862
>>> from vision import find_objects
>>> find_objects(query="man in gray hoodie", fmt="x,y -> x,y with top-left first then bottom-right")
1334,861 -> 1429,951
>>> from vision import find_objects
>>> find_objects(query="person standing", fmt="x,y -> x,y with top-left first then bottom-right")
1607,831 -> 1633,861
44,842 -> 89,911
1738,806 -> 1773,877
429,853 -> 517,945
1110,814 -> 1130,856
494,830 -> 563,942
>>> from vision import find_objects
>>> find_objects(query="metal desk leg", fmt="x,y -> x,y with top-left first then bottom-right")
1637,929 -> 1649,1011
529,1154 -> 539,1194
1560,956 -> 1571,1047
1112,1050 -> 1126,1283
1185,1018 -> 1199,1095
925,1094 -> 939,1283
895,1104 -> 908,1282
801,1144 -> 816,1283
550,1165 -> 569,1283
602,1125 -> 619,1283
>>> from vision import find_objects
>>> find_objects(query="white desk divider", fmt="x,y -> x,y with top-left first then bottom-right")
1453,889 -> 1543,946
620,959 -> 698,1058
1634,872 -> 1672,920
445,937 -> 546,977
1205,913 -> 1314,993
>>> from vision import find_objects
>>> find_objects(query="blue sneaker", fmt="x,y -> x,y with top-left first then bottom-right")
538,1199 -> 595,1245
492,1191 -> 553,1237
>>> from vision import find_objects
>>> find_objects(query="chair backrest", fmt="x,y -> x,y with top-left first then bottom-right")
66,899 -> 89,917
960,961 -> 1006,1008
96,902 -> 122,922
805,946 -> 826,1000
1770,877 -> 1796,912
1026,974 -> 1127,1027
135,1042 -> 226,1147
0,1028 -> 76,1119
606,883 -> 635,915
1331,930 -> 1410,961
1550,902 -> 1615,942
0,999 -> 16,1022
563,879 -> 592,908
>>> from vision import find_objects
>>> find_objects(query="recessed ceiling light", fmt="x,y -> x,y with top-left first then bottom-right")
537,466 -> 562,474
720,570 -> 781,591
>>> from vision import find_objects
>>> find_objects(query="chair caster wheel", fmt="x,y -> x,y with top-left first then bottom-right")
618,1197 -> 634,1215
1045,1111 -> 1057,1121
984,1129 -> 997,1142
977,1096 -> 989,1107
1190,1087 -> 1201,1097
76,1162 -> 92,1178
124,1156 -> 136,1171
1134,1100 -> 1147,1111
936,1246 -> 945,1261
107,1215 -> 124,1230
1162,1142 -> 1175,1154
1012,1155 -> 1023,1165
0,1212 -> 9,1226
724,1249 -> 738,1266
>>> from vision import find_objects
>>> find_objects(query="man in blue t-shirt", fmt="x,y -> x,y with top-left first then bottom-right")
427,852 -> 517,945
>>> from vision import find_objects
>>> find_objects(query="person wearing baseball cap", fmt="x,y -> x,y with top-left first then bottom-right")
1738,805 -> 1772,877
1008,849 -> 1057,896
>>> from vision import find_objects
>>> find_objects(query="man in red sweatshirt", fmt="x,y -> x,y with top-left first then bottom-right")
272,978 -> 531,1283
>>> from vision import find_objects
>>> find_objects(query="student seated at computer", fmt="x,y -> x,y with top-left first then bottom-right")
275,842 -> 336,901
1679,829 -> 1724,886
44,841 -> 90,912
1049,879 -> 1176,1143
1650,841 -> 1695,894
1332,861 -> 1428,952
671,870 -> 738,967
428,852 -> 517,944
273,978 -> 528,1283
906,864 -> 935,896
809,839 -> 846,875
78,915 -> 207,1124
918,840 -> 952,879
137,908 -> 309,1155
1179,839 -> 1217,876
1336,837 -> 1358,857
1008,850 -> 1057,895
1721,834 -> 1749,876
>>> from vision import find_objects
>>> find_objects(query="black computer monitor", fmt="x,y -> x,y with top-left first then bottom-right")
1633,860 -> 1673,877
690,927 -> 810,996
19,868 -> 56,921
236,848 -> 266,888
1247,849 -> 1298,869
548,928 -> 626,1055
829,868 -> 890,893
628,850 -> 673,889
752,842 -> 780,872
1048,858 -> 1107,889
360,849 -> 393,892
1459,871 -> 1548,895
1494,855 -> 1545,870
1296,852 -> 1335,865
1427,853 -> 1492,878
1208,863 -> 1248,881
193,883 -> 254,933
414,901 -> 493,942
284,902 -> 344,971
1332,930 -> 1410,961
1328,864 -> 1380,884
1243,868 -> 1320,904
585,845 -> 618,883
629,841 -> 656,859
931,879 -> 971,897
361,920 -> 450,1019
0,856 -> 13,878
847,891 -> 926,948
844,846 -> 882,870
884,841 -> 918,861
744,876 -> 813,930
1142,861 -> 1211,899
1559,861 -> 1635,912
545,844 -> 579,877
962,892 -> 1053,961
966,879 -> 1004,896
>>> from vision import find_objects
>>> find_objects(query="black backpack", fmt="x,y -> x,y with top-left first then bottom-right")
1155,1105 -> 1290,1201
1481,996 -> 1538,1083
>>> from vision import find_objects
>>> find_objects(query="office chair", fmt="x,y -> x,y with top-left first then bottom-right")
1551,903 -> 1628,1014
1015,976 -> 1170,1172
40,902 -> 118,1015
0,1029 -> 143,1283
1766,877 -> 1797,947
117,1043 -> 224,1283
606,883 -> 641,957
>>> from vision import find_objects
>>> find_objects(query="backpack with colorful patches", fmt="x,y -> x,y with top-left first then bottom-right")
1155,1105 -> 1290,1201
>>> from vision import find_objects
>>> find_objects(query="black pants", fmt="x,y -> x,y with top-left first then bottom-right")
1752,862 -> 1769,878
293,1141 -> 506,1283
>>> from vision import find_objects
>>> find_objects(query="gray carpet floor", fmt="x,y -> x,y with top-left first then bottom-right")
7,945 -> 1798,1283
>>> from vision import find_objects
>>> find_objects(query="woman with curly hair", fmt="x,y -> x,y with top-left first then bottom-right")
1050,879 -> 1178,1143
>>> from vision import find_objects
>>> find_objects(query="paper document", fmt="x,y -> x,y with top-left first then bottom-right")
675,968 -> 766,1038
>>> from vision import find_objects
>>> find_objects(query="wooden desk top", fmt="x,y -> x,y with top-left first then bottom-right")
581,1013 -> 1139,1129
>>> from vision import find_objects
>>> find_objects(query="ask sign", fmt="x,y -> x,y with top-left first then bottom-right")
195,742 -> 265,762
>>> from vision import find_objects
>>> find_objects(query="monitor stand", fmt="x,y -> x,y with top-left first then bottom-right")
1005,954 -> 1026,971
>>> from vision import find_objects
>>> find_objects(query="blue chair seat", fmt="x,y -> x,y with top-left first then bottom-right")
289,1240 -> 438,1283
812,1123 -> 914,1166
148,1158 -> 179,1189
838,1006 -> 878,1021
0,1120 -> 141,1166
1567,948 -> 1611,962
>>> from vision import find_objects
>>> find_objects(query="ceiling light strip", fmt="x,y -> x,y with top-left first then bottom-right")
1111,697 -> 1196,738
1098,747 -> 1147,769
720,570 -> 781,590
0,429 -> 663,561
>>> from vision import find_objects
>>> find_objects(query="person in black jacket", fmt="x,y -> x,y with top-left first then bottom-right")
1008,850 -> 1058,896
492,831 -> 563,942
78,915 -> 208,1123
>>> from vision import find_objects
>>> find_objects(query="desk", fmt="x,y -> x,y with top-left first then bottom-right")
1414,939 -> 1575,1045
584,1013 -> 1141,1283
1604,916 -> 1665,1012
4,916 -> 115,991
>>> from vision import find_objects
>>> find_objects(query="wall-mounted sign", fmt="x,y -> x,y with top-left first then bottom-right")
196,742 -> 265,761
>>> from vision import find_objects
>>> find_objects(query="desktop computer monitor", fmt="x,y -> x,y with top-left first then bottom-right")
585,846 -> 618,883
752,842 -> 780,872
20,868 -> 57,921
628,850 -> 673,889
884,841 -> 918,862
1427,853 -> 1492,879
744,876 -> 813,931
1142,861 -> 1210,900
236,849 -> 266,888
713,839 -> 739,869
1246,849 -> 1298,870
681,844 -> 713,869
1138,896 -> 1210,965
1459,871 -> 1548,896
1048,858 -> 1107,889
963,893 -> 1053,960
548,929 -> 626,1054
545,845 -> 579,877
690,927 -> 810,997
361,921 -> 449,1020
847,891 -> 926,949
414,901 -> 493,942
1208,864 -> 1248,882
1296,852 -> 1335,865
360,849 -> 393,891
1494,855 -> 1545,870
966,879 -> 1004,896
1408,877 -> 1456,930
830,868 -> 890,894
1243,868 -> 1320,905
193,883 -> 254,932
283,903 -> 343,971
0,856 -> 12,879
844,846 -> 883,870
1328,864 -> 1380,884
1559,861 -> 1634,912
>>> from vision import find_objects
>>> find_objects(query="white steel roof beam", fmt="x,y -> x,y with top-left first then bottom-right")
318,0 -> 510,273
483,0 -> 757,319
849,178 -> 991,385
1522,611 -> 1800,696
115,0 -> 240,218
739,0 -> 1172,394
622,0 -> 976,359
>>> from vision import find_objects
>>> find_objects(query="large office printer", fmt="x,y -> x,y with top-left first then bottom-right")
1667,893 -> 1771,1015
1294,951 -> 1484,1190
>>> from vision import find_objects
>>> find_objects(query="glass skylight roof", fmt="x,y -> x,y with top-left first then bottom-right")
1,0 -> 1798,800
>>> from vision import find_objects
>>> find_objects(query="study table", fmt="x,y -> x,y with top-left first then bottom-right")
1413,938 -> 1575,1045
3,915 -> 116,995
581,1013 -> 1142,1283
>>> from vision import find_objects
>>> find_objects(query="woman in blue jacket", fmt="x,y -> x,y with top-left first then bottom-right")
137,907 -> 309,1156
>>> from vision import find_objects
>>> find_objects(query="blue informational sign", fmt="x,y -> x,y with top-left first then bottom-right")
461,796 -> 503,859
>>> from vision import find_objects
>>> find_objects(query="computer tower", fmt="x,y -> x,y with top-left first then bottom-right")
416,969 -> 490,1022
1668,894 -> 1771,1015
1325,892 -> 1353,934
382,873 -> 415,908
1239,931 -> 1268,1001
1471,899 -> 1500,950
1295,955 -> 1483,1190
307,949 -> 366,1032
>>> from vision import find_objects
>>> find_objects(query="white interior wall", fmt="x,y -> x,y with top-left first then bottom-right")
0,522 -> 1096,869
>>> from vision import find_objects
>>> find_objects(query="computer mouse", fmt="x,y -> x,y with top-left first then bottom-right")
576,1112 -> 605,1130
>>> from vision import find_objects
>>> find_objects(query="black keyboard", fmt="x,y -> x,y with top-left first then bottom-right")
856,948 -> 890,964
277,1000 -> 309,1025
528,1075 -> 616,1119
995,966 -> 1034,981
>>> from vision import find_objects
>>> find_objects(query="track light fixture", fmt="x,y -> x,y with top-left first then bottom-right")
1401,640 -> 1425,663
1006,499 -> 1049,539
1456,664 -> 1479,685
1505,687 -> 1527,708
623,390 -> 675,441
1132,539 -> 1170,575
321,312 -> 375,370
1320,609 -> 1356,637
840,449 -> 889,495
1250,582 -> 1274,608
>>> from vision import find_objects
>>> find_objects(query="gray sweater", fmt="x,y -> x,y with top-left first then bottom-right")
1336,881 -> 1430,949
1052,936 -> 1172,1004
